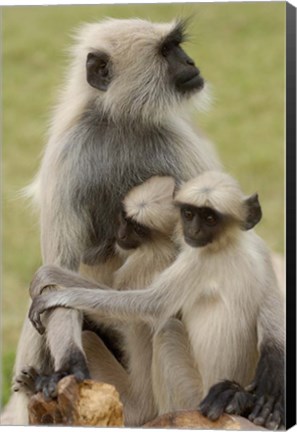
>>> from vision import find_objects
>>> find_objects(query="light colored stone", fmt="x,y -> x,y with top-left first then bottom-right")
144,410 -> 266,430
28,376 -> 124,426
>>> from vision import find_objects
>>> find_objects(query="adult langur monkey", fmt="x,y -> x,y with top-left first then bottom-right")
14,175 -> 179,426
29,171 -> 285,430
7,18 -> 221,424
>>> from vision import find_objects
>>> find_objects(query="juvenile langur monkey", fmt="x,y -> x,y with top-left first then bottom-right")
29,171 -> 285,429
86,175 -> 179,425
9,17 -> 222,424
16,176 -> 179,426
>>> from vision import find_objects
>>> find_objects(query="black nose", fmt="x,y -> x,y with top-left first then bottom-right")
187,58 -> 195,67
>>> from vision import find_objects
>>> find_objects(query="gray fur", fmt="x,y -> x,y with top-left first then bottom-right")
10,18 -> 221,425
28,172 -> 285,428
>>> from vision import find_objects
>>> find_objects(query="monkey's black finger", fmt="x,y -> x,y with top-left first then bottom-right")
248,395 -> 265,422
21,366 -> 39,380
199,380 -> 240,413
265,398 -> 284,430
245,381 -> 257,392
15,374 -> 34,389
35,376 -> 49,394
47,379 -> 59,399
29,309 -> 45,335
42,377 -> 59,400
73,369 -> 90,382
12,383 -> 20,392
200,389 -> 237,421
253,396 -> 274,426
265,412 -> 281,430
43,384 -> 54,401
225,390 -> 255,415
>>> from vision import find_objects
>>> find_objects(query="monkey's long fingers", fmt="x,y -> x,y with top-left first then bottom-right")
28,298 -> 47,334
225,389 -> 255,415
245,380 -> 257,392
265,397 -> 284,430
21,366 -> 40,380
252,395 -> 274,426
12,366 -> 40,395
248,395 -> 265,422
199,380 -> 242,421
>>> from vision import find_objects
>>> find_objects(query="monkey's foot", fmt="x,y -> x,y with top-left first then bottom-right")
199,380 -> 255,422
35,371 -> 69,400
13,366 -> 40,396
36,363 -> 90,401
13,367 -> 88,401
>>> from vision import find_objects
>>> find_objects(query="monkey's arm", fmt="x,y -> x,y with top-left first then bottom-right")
245,288 -> 285,429
29,258 -> 192,334
30,264 -> 110,298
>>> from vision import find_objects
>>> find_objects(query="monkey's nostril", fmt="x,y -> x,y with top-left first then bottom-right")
187,59 -> 195,67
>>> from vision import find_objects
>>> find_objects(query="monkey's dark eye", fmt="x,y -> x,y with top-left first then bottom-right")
182,208 -> 194,221
161,42 -> 174,57
133,224 -> 148,238
98,62 -> 108,76
204,213 -> 217,226
161,44 -> 169,57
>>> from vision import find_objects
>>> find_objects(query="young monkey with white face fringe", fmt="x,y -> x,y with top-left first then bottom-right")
29,171 -> 285,429
95,175 -> 179,425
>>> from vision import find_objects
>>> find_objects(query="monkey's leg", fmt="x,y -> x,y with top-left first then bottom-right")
42,308 -> 90,398
29,265 -> 116,399
82,330 -> 152,427
124,323 -> 157,424
152,318 -> 203,414
9,316 -> 50,424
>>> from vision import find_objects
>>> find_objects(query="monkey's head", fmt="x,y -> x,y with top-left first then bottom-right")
72,18 -> 204,122
174,171 -> 262,249
116,175 -> 178,250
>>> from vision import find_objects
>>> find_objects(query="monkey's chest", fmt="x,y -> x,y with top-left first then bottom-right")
182,294 -> 258,393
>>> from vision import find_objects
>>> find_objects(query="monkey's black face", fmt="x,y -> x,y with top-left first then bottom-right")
160,26 -> 204,94
179,205 -> 224,247
116,211 -> 151,250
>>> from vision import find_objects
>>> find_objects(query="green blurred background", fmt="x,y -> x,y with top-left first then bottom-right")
2,2 -> 285,406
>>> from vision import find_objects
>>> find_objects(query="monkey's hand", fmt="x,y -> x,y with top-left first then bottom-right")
245,377 -> 284,429
243,343 -> 285,430
199,380 -> 255,422
29,292 -> 71,335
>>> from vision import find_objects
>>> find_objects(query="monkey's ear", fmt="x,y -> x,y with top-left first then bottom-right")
86,52 -> 112,92
242,193 -> 262,230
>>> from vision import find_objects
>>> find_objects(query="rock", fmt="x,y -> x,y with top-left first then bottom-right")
28,376 -> 124,426
144,410 -> 266,429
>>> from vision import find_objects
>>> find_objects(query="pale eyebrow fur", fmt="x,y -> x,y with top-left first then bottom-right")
175,171 -> 247,222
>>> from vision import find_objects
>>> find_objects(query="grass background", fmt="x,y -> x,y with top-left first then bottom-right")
2,2 -> 285,407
